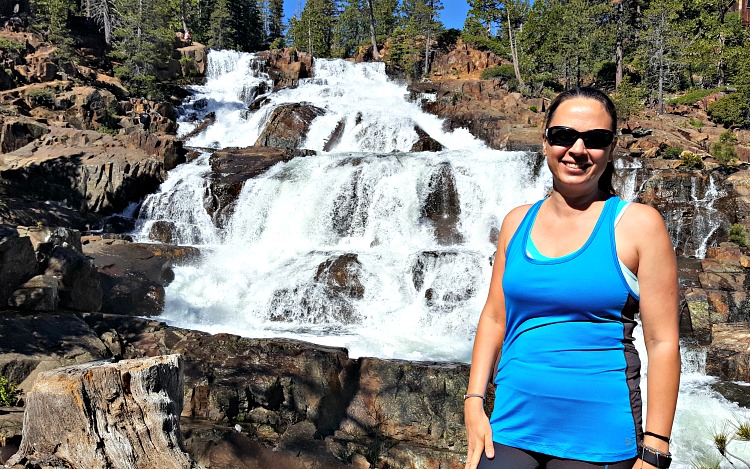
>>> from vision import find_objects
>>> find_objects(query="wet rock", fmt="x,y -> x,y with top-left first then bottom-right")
315,253 -> 365,299
411,251 -> 481,308
101,214 -> 136,234
420,162 -> 463,245
149,220 -> 178,244
7,355 -> 200,469
254,103 -> 325,149
323,118 -> 346,152
83,238 -> 199,316
0,225 -> 37,308
411,126 -> 443,152
706,323 -> 750,382
206,146 -> 303,227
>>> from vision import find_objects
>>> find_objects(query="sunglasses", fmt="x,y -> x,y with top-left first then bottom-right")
545,126 -> 615,149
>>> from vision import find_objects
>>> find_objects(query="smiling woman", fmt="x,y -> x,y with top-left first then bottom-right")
464,87 -> 681,469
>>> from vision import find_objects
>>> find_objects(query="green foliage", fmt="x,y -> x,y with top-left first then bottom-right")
460,33 -> 506,56
688,117 -> 704,130
712,130 -> 739,164
480,64 -> 516,80
529,105 -> 538,113
0,376 -> 21,407
289,0 -> 337,57
670,88 -> 723,105
729,224 -> 750,248
663,146 -> 683,159
679,150 -> 703,169
708,92 -> 750,129
0,38 -> 25,53
612,77 -> 645,127
28,87 -> 55,107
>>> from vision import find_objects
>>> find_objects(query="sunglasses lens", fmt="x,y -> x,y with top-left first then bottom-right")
546,127 -> 614,149
547,127 -> 578,147
582,130 -> 615,149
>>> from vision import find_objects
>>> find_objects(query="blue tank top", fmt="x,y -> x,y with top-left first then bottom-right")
490,195 -> 642,462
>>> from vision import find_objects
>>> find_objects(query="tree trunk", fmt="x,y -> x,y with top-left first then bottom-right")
507,13 -> 524,90
367,0 -> 380,60
7,355 -> 201,469
657,11 -> 665,115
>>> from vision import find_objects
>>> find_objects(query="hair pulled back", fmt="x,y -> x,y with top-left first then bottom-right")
544,87 -> 618,195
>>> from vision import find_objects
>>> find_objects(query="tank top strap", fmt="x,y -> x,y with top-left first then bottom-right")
505,199 -> 545,263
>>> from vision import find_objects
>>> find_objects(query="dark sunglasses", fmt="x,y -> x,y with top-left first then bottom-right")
545,126 -> 615,149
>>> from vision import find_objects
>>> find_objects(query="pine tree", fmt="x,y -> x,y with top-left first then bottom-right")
268,0 -> 285,46
110,0 -> 174,96
290,0 -> 337,57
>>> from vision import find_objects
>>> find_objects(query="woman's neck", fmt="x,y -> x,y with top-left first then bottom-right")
548,187 -> 610,214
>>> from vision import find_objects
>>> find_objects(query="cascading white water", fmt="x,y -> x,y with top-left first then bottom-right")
134,50 -> 749,468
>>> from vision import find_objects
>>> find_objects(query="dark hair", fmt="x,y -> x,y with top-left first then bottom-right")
544,87 -> 618,195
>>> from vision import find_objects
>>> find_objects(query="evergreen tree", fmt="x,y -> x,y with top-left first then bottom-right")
110,0 -> 174,96
289,0 -> 337,57
399,0 -> 443,75
31,0 -> 76,56
268,0 -> 285,46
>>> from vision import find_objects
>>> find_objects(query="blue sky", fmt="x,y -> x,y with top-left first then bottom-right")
283,1 -> 470,31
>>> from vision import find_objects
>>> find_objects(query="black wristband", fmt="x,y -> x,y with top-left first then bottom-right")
639,444 -> 672,469
644,430 -> 671,443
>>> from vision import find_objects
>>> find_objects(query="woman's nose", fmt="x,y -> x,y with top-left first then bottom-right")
569,136 -> 587,153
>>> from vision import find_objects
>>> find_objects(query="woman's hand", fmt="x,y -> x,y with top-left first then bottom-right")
464,399 -> 494,469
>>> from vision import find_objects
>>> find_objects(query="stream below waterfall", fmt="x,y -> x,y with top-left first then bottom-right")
131,50 -> 749,467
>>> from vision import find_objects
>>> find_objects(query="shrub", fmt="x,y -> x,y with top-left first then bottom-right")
612,77 -> 645,127
688,117 -> 704,130
670,87 -> 724,105
729,223 -> 750,248
28,88 -> 54,107
0,376 -> 21,406
708,92 -> 750,129
529,105 -> 538,113
662,146 -> 683,159
712,130 -> 739,164
480,64 -> 516,81
679,150 -> 703,169
0,37 -> 25,53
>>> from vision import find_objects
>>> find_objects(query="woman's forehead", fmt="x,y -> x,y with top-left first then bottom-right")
550,98 -> 612,127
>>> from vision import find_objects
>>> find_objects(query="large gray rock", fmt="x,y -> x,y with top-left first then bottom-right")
8,274 -> 59,311
7,355 -> 201,469
205,146 -> 311,227
254,103 -> 324,149
0,127 -> 183,216
0,226 -> 37,308
420,162 -> 463,245
83,238 -> 200,316
0,313 -> 109,394
706,322 -> 750,381
45,245 -> 102,311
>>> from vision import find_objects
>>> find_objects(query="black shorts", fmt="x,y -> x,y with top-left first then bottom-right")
478,442 -> 638,469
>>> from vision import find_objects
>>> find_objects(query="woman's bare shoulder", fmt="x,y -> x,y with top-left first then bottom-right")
620,201 -> 666,228
500,204 -> 534,237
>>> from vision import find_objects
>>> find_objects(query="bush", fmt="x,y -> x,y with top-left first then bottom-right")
612,76 -> 645,127
708,92 -> 750,129
481,64 -> 516,81
729,223 -> 750,248
0,37 -> 25,53
670,87 -> 724,105
529,105 -> 538,113
462,34 -> 506,56
0,376 -> 21,406
679,150 -> 703,169
688,117 -> 704,130
663,146 -> 683,159
28,88 -> 54,107
712,130 -> 739,164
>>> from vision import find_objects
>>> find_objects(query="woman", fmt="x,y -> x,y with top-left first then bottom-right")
464,87 -> 680,469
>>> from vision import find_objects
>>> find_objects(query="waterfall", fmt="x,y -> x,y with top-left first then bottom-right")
133,50 -> 747,468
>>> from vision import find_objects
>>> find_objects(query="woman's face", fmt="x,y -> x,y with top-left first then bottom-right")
543,97 -> 616,194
